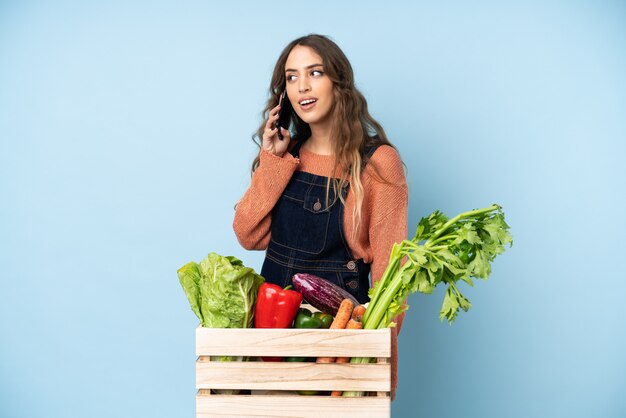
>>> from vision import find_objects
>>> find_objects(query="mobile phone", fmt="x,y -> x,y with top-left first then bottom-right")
276,90 -> 293,140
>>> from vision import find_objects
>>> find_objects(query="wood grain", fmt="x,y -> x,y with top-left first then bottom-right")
196,394 -> 390,418
196,327 -> 391,357
196,361 -> 390,391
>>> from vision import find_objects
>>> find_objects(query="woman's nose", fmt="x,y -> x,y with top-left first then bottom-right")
298,78 -> 310,93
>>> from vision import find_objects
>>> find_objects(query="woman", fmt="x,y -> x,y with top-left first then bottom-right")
233,34 -> 408,398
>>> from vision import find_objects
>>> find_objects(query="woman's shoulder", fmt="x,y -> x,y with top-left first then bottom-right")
368,144 -> 401,162
365,144 -> 406,184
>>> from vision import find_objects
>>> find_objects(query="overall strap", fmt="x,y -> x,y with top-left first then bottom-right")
288,139 -> 306,158
364,143 -> 381,160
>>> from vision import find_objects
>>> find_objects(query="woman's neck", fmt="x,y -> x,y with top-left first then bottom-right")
304,123 -> 333,155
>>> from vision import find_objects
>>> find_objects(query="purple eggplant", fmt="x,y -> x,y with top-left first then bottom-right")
292,273 -> 359,316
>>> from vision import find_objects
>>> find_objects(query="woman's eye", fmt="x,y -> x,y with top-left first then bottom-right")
312,70 -> 324,76
286,74 -> 297,82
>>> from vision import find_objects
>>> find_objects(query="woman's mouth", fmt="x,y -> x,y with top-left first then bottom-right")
299,97 -> 317,110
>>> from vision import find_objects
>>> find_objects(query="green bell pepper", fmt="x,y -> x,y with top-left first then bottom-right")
294,308 -> 323,329
312,311 -> 333,328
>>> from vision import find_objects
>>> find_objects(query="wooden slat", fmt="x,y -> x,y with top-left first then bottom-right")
377,357 -> 390,397
196,361 -> 390,392
196,394 -> 390,418
195,327 -> 391,357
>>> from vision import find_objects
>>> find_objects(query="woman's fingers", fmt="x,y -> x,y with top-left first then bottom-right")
265,126 -> 278,135
272,128 -> 290,156
264,105 -> 281,130
269,105 -> 281,121
262,126 -> 278,145
261,104 -> 288,156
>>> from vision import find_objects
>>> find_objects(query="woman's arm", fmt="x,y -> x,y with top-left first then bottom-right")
366,145 -> 409,334
233,149 -> 299,250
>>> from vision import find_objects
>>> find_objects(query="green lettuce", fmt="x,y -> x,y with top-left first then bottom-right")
177,253 -> 264,329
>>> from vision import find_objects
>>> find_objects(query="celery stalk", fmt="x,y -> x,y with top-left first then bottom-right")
342,204 -> 512,397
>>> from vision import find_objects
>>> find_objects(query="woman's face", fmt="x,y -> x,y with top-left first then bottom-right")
284,45 -> 335,128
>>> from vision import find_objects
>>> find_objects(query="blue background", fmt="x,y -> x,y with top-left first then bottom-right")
1,1 -> 624,417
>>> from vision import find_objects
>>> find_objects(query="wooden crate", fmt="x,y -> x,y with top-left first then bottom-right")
195,326 -> 391,418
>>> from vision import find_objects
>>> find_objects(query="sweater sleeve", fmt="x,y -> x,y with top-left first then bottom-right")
366,145 -> 409,334
366,146 -> 408,283
233,149 -> 299,250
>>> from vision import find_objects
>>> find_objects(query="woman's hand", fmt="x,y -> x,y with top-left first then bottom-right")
262,104 -> 291,157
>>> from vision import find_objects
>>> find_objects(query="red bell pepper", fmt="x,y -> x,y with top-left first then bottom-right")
254,283 -> 303,361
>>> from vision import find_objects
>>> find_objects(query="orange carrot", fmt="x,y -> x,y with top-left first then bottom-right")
317,299 -> 354,364
351,305 -> 366,322
329,299 -> 354,330
345,318 -> 363,330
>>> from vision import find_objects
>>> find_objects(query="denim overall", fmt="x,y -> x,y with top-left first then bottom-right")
260,141 -> 380,304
